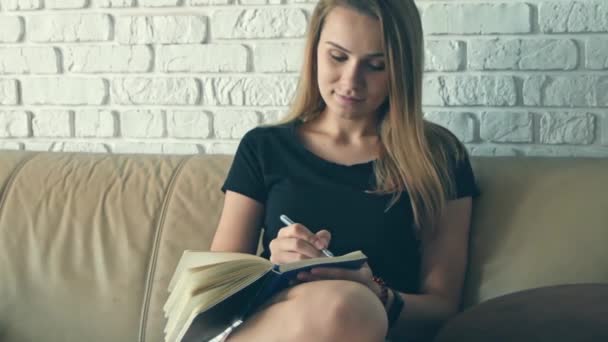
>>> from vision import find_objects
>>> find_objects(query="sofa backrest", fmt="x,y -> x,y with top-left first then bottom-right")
0,152 -> 231,342
0,151 -> 607,342
463,156 -> 608,307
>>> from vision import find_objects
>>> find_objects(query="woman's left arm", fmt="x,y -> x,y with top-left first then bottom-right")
388,196 -> 473,341
298,196 -> 474,340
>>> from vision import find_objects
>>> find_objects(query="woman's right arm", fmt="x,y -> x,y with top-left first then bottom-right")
210,190 -> 264,255
211,191 -> 331,261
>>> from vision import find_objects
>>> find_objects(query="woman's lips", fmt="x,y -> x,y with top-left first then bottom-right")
336,93 -> 364,105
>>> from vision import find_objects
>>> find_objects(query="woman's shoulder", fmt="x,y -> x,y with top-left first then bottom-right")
424,120 -> 468,161
424,120 -> 480,199
237,120 -> 296,150
242,121 -> 293,139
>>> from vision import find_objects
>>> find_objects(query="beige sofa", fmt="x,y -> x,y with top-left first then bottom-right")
1,150 -> 607,342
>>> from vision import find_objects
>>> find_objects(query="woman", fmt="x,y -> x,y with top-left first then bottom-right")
211,0 -> 480,341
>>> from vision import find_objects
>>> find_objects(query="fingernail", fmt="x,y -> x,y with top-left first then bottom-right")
314,240 -> 324,249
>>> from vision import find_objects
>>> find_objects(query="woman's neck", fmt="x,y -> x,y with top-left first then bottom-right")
305,110 -> 379,144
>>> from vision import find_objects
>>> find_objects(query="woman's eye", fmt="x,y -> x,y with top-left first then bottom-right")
330,54 -> 347,62
368,62 -> 385,71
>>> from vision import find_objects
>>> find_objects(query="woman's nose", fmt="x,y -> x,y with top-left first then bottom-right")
341,63 -> 364,90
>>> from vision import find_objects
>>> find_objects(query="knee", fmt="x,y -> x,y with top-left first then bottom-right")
314,281 -> 388,341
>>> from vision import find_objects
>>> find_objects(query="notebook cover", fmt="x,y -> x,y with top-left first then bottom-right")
180,270 -> 273,342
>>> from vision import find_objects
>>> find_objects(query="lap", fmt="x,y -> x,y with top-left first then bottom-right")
253,279 -> 378,313
223,280 -> 388,342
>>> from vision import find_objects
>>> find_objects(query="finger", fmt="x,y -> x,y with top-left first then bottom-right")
315,230 -> 331,248
296,271 -> 308,281
298,274 -> 327,282
309,267 -> 358,281
270,251 -> 309,265
277,237 -> 325,258
269,238 -> 321,264
297,271 -> 322,282
277,224 -> 318,245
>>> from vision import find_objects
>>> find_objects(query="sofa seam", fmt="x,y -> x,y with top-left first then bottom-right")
0,152 -> 39,226
138,155 -> 194,342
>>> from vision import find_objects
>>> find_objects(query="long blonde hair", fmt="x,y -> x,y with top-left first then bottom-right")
274,0 -> 465,239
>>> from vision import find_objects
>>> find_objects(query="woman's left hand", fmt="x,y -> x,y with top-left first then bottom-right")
296,262 -> 382,298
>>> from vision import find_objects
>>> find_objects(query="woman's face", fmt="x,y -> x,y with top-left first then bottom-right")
316,6 -> 389,121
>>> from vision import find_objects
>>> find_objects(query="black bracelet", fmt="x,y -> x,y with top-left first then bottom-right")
387,288 -> 404,329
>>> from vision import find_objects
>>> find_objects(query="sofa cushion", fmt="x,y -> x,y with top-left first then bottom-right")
434,283 -> 608,342
0,152 -> 186,342
464,157 -> 608,307
142,154 -> 234,342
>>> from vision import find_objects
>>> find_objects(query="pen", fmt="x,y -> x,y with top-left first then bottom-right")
279,214 -> 334,257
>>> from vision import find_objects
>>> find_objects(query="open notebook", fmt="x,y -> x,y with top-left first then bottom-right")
163,250 -> 367,342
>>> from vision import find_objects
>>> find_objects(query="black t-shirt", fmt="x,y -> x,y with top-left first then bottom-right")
221,119 -> 480,293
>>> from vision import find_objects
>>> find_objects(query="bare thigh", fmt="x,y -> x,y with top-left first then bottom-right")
226,280 -> 388,342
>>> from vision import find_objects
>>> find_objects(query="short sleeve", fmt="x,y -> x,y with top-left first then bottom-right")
450,148 -> 481,200
220,129 -> 267,204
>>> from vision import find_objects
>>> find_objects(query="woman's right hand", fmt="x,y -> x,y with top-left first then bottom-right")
268,223 -> 331,265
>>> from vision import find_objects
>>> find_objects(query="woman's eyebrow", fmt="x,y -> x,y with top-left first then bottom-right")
325,41 -> 384,58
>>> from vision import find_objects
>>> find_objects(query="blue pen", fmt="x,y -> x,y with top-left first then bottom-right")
279,214 -> 334,257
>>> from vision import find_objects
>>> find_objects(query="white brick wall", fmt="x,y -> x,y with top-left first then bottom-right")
0,0 -> 607,157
